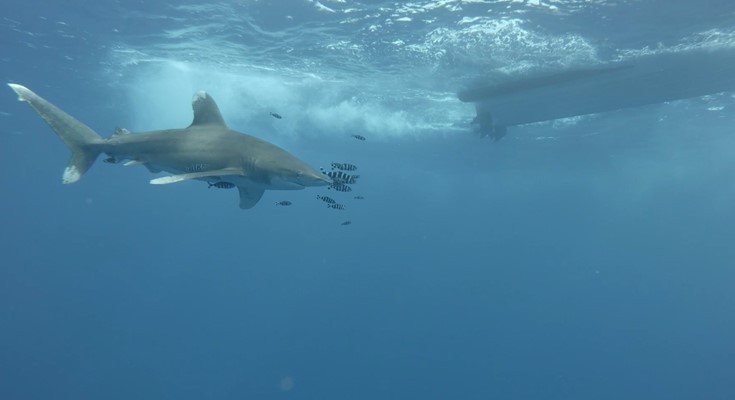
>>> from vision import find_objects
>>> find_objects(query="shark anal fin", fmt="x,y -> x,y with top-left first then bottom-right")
150,168 -> 242,185
238,185 -> 264,209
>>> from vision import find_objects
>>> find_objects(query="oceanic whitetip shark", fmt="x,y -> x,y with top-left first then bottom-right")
8,84 -> 331,209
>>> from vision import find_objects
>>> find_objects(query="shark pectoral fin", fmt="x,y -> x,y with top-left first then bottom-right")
237,185 -> 264,209
149,168 -> 242,185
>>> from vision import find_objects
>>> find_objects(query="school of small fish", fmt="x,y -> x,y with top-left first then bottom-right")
315,157 -> 369,225
322,173 -> 358,189
199,130 -> 369,219
196,145 -> 367,219
328,183 -> 352,192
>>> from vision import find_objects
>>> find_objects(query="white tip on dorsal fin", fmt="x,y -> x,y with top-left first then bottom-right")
123,160 -> 143,167
189,91 -> 227,127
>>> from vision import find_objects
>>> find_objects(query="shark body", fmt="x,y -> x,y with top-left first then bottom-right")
8,84 -> 330,209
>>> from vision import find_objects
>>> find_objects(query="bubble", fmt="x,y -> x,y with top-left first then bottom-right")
279,376 -> 294,392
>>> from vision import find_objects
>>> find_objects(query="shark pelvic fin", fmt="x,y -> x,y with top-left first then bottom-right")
149,167 -> 243,185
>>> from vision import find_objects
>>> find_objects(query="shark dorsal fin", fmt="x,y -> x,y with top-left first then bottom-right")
189,91 -> 227,127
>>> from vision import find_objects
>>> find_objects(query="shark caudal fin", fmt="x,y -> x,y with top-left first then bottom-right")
8,84 -> 103,183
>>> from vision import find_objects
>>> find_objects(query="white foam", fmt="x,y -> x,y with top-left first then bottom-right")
101,1 -> 731,142
311,0 -> 336,13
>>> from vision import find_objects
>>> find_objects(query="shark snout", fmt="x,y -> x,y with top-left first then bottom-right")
289,166 -> 332,187
310,170 -> 332,186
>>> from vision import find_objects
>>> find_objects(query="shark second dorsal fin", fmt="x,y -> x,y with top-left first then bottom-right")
112,127 -> 131,137
189,91 -> 227,127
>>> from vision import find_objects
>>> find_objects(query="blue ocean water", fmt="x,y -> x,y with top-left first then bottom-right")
1,0 -> 735,399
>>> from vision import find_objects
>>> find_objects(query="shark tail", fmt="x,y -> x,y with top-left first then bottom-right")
9,84 -> 104,184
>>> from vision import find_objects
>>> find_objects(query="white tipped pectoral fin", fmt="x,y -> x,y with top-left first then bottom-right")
150,175 -> 192,185
237,186 -> 264,209
8,84 -> 33,101
150,168 -> 243,185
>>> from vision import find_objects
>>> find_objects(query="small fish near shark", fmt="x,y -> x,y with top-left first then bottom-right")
8,84 -> 331,209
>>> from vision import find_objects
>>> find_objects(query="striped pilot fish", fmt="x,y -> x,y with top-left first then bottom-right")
320,169 -> 359,185
317,195 -> 336,204
331,162 -> 357,171
328,203 -> 346,210
185,163 -> 210,172
208,181 -> 236,189
328,184 -> 352,192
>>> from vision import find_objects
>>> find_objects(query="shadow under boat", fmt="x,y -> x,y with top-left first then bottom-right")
458,46 -> 735,140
